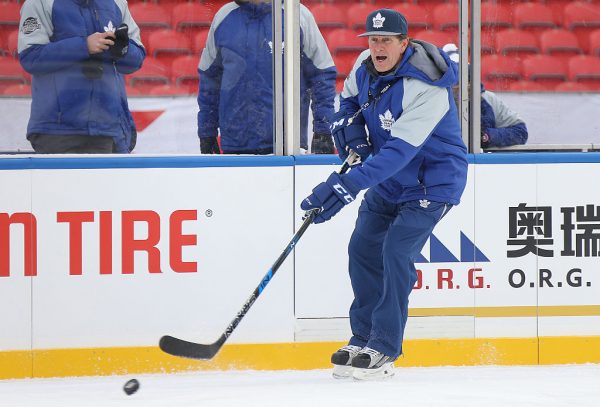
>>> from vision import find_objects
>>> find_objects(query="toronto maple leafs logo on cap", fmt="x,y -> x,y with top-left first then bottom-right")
359,9 -> 408,37
372,13 -> 385,29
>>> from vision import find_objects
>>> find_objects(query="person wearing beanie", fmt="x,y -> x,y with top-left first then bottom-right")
301,9 -> 468,380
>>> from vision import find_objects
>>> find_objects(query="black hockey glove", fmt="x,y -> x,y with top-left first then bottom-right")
109,24 -> 129,60
200,136 -> 221,154
311,133 -> 335,154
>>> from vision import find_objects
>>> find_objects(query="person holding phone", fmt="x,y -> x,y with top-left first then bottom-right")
18,0 -> 145,153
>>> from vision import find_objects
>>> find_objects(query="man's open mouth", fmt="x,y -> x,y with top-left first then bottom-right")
375,56 -> 387,62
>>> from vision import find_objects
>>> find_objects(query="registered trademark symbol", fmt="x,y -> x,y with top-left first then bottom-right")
205,209 -> 213,217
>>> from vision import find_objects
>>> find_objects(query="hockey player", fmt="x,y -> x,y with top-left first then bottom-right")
443,43 -> 528,149
301,9 -> 468,380
197,0 -> 337,154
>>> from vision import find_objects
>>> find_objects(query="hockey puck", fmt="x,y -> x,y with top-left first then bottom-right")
123,378 -> 140,395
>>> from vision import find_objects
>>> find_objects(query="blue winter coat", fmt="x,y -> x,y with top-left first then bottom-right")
197,0 -> 336,152
481,87 -> 528,148
341,41 -> 468,205
18,0 -> 145,153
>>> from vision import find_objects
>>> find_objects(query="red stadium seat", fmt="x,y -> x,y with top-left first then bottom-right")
554,81 -> 591,92
172,3 -> 215,36
334,53 -> 360,78
512,3 -> 556,37
148,29 -> 192,67
481,54 -> 522,91
3,83 -> 32,96
563,1 -> 600,53
544,0 -> 575,25
393,3 -> 430,32
6,29 -> 18,58
481,3 -> 512,31
507,81 -> 548,92
125,84 -> 144,97
0,2 -> 20,38
495,29 -> 539,57
346,3 -> 372,32
171,55 -> 200,93
128,57 -> 170,94
413,29 -> 456,48
432,3 -> 458,34
194,30 -> 210,54
481,30 -> 496,55
129,3 -> 171,46
0,56 -> 29,93
148,84 -> 190,96
200,0 -> 229,12
568,54 -> 600,90
539,29 -> 583,65
327,29 -> 367,56
589,29 -> 600,56
334,53 -> 359,93
521,54 -> 568,90
309,4 -> 346,37
412,0 -> 448,15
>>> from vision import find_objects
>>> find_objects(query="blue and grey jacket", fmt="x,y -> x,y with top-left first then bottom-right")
481,87 -> 528,148
18,0 -> 145,153
340,41 -> 468,205
197,0 -> 336,152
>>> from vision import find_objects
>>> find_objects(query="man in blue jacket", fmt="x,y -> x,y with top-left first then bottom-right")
443,43 -> 528,149
197,0 -> 337,154
301,9 -> 468,380
18,0 -> 145,153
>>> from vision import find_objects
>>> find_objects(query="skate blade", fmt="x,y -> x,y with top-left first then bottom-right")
332,364 -> 353,379
352,363 -> 395,381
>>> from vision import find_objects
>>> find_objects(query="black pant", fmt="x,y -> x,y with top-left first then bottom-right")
29,134 -> 114,154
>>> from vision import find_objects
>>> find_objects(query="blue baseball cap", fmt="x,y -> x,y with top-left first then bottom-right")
358,9 -> 408,37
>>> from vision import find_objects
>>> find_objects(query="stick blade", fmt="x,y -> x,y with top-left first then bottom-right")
159,335 -> 224,360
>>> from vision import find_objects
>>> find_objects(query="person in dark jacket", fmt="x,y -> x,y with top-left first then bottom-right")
18,0 -> 145,153
443,43 -> 528,149
197,0 -> 337,155
301,9 -> 468,380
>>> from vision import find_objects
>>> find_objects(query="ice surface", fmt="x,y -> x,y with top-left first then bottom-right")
1,364 -> 599,407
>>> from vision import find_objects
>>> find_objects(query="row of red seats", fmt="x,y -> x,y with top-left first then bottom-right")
3,79 -> 595,97
327,27 -> 600,59
482,53 -> 600,90
308,1 -> 600,51
2,35 -> 599,94
4,24 -> 600,65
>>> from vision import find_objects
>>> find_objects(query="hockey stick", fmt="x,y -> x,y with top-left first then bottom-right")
159,151 -> 360,360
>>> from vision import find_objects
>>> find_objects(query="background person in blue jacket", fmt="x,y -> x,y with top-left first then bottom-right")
197,0 -> 337,155
301,9 -> 468,380
18,0 -> 145,154
443,43 -> 528,149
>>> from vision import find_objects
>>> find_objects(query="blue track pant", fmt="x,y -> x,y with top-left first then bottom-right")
347,189 -> 451,359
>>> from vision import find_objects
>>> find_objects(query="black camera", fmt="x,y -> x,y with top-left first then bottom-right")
109,24 -> 129,59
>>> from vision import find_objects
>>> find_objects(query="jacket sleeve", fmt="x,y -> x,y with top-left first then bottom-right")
485,122 -> 528,148
300,5 -> 336,135
197,20 -> 222,139
344,80 -> 450,191
18,0 -> 89,74
114,1 -> 145,74
481,91 -> 528,148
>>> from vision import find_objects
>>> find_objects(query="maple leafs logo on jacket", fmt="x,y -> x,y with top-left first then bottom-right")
379,110 -> 394,131
104,21 -> 115,32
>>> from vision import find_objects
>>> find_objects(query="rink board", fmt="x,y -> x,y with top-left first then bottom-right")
0,153 -> 599,378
